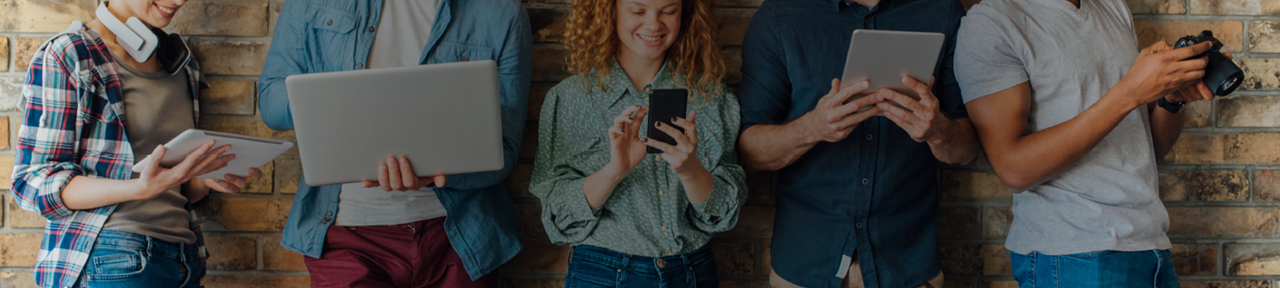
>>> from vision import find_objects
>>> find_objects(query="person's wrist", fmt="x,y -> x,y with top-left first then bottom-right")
925,117 -> 953,146
676,162 -> 709,181
128,179 -> 153,201
599,163 -> 628,184
792,112 -> 822,144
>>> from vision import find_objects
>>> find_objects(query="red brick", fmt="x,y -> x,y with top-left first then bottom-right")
0,271 -> 40,288
1164,133 -> 1280,165
204,236 -> 255,270
527,8 -> 569,43
202,275 -> 310,288
201,80 -> 257,116
719,205 -> 774,238
983,206 -> 1012,239
12,38 -> 42,73
1226,243 -> 1280,275
940,244 -> 982,276
1255,170 -> 1280,202
1134,20 -> 1243,52
515,202 -> 547,239
981,245 -> 1011,276
1238,58 -> 1280,91
165,1 -> 270,37
243,160 -> 274,194
1182,100 -> 1211,128
274,157 -> 300,194
1189,0 -> 1280,15
1180,281 -> 1269,288
0,234 -> 41,267
1171,243 -> 1217,276
712,242 -> 755,276
941,170 -> 1012,201
505,164 -> 535,199
528,85 -> 552,120
190,40 -> 270,76
0,0 -> 95,33
717,10 -> 755,46
0,76 -> 22,111
745,171 -> 774,203
1126,0 -> 1186,14
531,45 -> 570,83
198,197 -> 292,231
938,206 -> 980,240
1157,169 -> 1249,201
6,195 -> 43,229
262,234 -> 306,271
1217,95 -> 1280,127
1251,21 -> 1280,53
0,37 -> 8,72
1167,207 -> 1280,238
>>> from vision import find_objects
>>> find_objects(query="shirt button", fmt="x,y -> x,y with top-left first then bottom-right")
866,134 -> 873,140
855,222 -> 863,229
864,18 -> 870,24
356,63 -> 364,69
461,57 -> 469,62
326,211 -> 333,216
658,190 -> 664,196
368,26 -> 376,32
861,178 -> 869,185
661,226 -> 668,231
644,87 -> 651,93
584,212 -> 590,216
327,20 -> 333,25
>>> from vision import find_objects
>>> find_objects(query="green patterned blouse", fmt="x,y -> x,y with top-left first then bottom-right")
530,61 -> 748,257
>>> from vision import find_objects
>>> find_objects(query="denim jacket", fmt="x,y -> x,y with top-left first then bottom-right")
256,0 -> 531,279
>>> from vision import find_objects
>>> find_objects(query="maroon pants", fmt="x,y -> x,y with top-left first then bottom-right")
303,218 -> 498,288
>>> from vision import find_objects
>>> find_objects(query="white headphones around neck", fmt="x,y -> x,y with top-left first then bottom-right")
96,1 -> 159,62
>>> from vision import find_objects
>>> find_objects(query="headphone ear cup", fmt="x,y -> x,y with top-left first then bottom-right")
95,2 -> 158,62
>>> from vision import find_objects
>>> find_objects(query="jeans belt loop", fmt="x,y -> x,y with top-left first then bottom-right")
619,253 -> 630,284
683,253 -> 694,282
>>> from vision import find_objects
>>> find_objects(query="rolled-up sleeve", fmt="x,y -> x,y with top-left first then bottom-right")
12,36 -> 87,220
688,88 -> 748,233
528,88 -> 603,245
738,7 -> 791,134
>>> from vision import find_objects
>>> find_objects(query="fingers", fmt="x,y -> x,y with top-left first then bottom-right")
1172,57 -> 1209,72
1224,52 -> 1234,60
385,156 -> 404,191
903,77 -> 933,102
877,89 -> 927,114
833,80 -> 871,106
832,105 -> 882,129
143,145 -> 165,176
397,155 -> 422,190
377,163 -> 391,192
1168,42 -> 1213,60
433,174 -> 447,187
223,174 -> 248,189
828,95 -> 879,122
1194,81 -> 1214,100
627,108 -> 650,134
819,78 -> 841,107
172,140 -> 216,172
644,138 -> 677,154
878,101 -> 923,128
192,146 -> 234,174
362,179 -> 379,188
247,168 -> 263,179
653,121 -> 691,148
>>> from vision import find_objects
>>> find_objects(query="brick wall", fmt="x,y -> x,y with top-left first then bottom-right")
0,0 -> 1276,287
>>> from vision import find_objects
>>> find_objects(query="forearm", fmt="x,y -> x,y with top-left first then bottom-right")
738,121 -> 817,171
582,166 -> 625,209
60,176 -> 144,210
1149,102 -> 1185,159
927,118 -> 981,165
184,180 -> 211,204
679,165 -> 714,205
989,93 -> 1139,191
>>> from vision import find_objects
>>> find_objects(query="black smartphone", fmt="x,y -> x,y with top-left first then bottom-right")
646,89 -> 689,154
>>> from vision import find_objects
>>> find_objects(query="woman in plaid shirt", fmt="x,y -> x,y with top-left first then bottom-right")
12,0 -> 262,287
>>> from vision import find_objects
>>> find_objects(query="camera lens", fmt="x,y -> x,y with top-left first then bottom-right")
1219,76 -> 1240,96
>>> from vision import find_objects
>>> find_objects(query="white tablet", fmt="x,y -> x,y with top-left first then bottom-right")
840,29 -> 946,106
132,129 -> 294,178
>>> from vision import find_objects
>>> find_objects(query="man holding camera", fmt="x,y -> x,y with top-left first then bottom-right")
737,0 -> 982,287
955,0 -> 1228,286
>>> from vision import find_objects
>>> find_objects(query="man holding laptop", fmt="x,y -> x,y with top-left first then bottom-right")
257,0 -> 531,286
737,0 -> 981,287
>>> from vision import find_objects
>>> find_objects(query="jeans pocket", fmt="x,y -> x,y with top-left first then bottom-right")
566,259 -> 618,287
692,256 -> 720,287
85,250 -> 147,282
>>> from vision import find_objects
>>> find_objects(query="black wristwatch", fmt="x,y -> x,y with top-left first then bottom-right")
1157,98 -> 1185,113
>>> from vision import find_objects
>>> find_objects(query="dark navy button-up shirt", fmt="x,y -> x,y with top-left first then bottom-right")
738,0 -> 966,287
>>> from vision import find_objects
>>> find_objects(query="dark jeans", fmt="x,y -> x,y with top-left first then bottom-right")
1011,249 -> 1180,288
303,217 -> 497,288
565,245 -> 718,288
73,229 -> 204,288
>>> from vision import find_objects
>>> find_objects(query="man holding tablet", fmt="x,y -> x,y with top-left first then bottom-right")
257,0 -> 531,286
737,0 -> 981,287
955,0 -> 1219,286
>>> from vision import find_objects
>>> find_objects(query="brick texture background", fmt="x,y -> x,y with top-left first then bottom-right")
0,0 -> 1277,287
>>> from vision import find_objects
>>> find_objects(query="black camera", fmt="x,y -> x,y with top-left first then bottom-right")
1173,30 -> 1244,96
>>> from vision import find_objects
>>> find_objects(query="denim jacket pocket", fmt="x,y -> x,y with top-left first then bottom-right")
428,42 -> 495,64
307,5 -> 357,70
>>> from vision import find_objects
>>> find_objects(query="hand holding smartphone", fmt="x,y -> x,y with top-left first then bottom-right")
646,89 -> 689,154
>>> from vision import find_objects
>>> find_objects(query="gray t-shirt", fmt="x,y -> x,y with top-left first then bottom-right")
955,0 -> 1170,255
104,51 -> 198,244
336,0 -> 447,226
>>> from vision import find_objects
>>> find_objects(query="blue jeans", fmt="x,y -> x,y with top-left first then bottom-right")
73,230 -> 204,288
1010,250 -> 1180,288
564,245 -> 718,288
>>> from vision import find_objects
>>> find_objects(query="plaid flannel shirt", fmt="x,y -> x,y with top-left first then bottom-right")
11,22 -> 208,288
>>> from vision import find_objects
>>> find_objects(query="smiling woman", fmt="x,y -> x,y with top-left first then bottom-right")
12,0 -> 263,287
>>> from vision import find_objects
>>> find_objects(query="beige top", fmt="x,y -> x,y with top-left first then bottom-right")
102,50 -> 198,244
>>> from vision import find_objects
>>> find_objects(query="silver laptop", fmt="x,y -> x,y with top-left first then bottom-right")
285,60 -> 504,186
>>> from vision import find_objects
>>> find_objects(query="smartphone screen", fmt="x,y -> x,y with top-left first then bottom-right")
646,89 -> 689,154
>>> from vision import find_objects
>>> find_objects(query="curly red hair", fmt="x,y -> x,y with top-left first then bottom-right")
563,0 -> 726,100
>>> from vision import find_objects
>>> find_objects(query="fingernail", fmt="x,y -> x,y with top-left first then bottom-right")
671,117 -> 679,122
643,138 -> 649,143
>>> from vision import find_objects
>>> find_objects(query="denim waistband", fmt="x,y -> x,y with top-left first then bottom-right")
570,245 -> 714,274
97,229 -> 198,261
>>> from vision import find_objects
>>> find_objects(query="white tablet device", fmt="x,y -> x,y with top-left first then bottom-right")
285,60 -> 504,186
840,29 -> 946,107
132,129 -> 295,178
